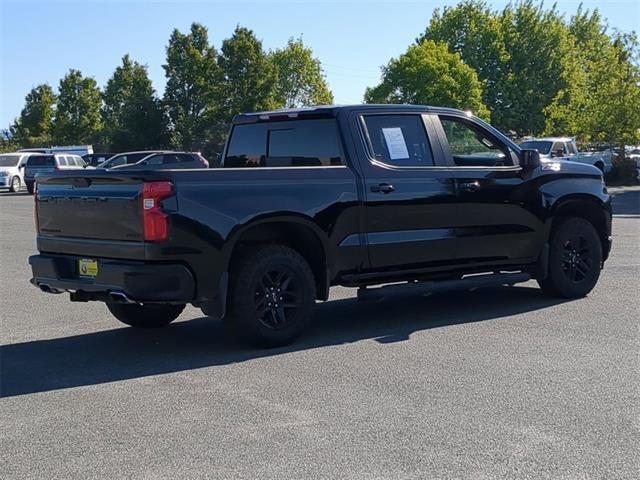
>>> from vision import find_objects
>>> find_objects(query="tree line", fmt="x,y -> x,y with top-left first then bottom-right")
368,0 -> 639,151
3,1 -> 639,157
4,25 -> 333,157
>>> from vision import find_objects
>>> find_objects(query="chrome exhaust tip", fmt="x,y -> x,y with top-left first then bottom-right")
108,291 -> 136,304
39,283 -> 63,294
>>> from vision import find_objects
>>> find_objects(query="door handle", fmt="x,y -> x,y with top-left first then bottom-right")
459,181 -> 480,193
370,183 -> 395,194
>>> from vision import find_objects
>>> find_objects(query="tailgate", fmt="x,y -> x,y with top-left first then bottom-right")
36,172 -> 166,242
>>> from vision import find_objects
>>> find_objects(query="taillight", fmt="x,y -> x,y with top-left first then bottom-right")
142,181 -> 173,241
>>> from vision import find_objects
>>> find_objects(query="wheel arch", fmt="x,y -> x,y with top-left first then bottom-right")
547,195 -> 611,260
224,215 -> 330,301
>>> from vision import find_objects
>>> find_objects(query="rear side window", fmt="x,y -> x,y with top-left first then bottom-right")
224,119 -> 343,168
28,155 -> 55,166
361,115 -> 434,167
58,157 -> 68,166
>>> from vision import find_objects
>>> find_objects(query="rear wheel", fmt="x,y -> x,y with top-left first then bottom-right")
9,176 -> 21,192
227,244 -> 316,347
26,182 -> 34,194
538,217 -> 602,298
106,302 -> 185,328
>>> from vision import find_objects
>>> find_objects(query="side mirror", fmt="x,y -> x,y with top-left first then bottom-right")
520,149 -> 541,170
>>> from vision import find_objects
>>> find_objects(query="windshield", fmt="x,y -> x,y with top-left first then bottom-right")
0,155 -> 21,167
519,141 -> 553,155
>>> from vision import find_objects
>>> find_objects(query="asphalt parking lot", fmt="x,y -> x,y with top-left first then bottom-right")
1,188 -> 639,479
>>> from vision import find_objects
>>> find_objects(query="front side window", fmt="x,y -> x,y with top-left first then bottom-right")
224,119 -> 343,168
0,155 -> 20,167
362,114 -> 434,167
440,117 -> 511,167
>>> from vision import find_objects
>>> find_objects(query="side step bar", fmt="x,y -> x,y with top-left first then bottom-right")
357,272 -> 531,302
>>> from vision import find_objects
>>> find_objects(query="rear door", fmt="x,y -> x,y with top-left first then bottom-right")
432,113 -> 542,265
353,110 -> 459,272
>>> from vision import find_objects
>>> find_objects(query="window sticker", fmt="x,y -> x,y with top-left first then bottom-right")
381,127 -> 410,160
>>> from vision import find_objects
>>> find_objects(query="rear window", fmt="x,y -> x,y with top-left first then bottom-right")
0,155 -> 20,167
27,155 -> 55,166
224,119 -> 343,168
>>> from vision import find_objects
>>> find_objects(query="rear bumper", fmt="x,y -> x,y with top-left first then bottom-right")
29,254 -> 195,303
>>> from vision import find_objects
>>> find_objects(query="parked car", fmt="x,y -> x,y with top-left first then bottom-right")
0,152 -> 34,192
19,145 -> 94,156
82,153 -> 114,167
24,153 -> 87,194
95,151 -> 164,169
111,151 -> 209,170
519,137 -> 612,173
29,105 -> 611,347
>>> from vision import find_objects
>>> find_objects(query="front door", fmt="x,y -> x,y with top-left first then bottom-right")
432,114 -> 543,266
353,111 -> 459,272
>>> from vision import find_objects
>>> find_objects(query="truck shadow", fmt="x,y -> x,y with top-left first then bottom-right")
1,286 -> 568,397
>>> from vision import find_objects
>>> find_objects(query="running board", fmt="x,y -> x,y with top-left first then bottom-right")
357,272 -> 531,302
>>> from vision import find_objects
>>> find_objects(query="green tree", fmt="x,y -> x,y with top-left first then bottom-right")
497,1 -> 576,136
163,22 -> 220,151
218,26 -> 278,122
544,9 -> 640,152
364,40 -> 490,119
592,33 -> 640,150
52,69 -> 103,145
11,84 -> 56,147
0,129 -> 20,153
419,0 -> 508,122
103,54 -> 165,151
270,37 -> 333,107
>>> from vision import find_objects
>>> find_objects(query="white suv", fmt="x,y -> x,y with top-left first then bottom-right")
0,152 -> 34,192
24,153 -> 87,194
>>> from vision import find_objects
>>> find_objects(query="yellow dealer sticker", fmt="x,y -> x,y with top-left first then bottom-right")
78,259 -> 98,278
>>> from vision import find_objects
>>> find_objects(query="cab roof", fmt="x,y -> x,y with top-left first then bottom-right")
232,104 -> 471,124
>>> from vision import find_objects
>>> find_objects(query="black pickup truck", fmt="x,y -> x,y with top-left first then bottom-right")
30,105 -> 612,346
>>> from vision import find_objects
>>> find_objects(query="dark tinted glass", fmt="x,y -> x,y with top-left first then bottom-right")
224,124 -> 268,167
224,119 -> 343,168
27,155 -> 55,166
520,141 -> 552,154
362,115 -> 434,167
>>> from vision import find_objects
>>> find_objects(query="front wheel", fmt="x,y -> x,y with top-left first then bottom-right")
106,302 -> 185,328
227,244 -> 316,347
9,176 -> 21,192
26,182 -> 34,194
538,217 -> 603,298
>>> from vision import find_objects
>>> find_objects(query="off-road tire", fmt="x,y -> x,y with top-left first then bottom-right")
538,217 -> 602,298
227,244 -> 316,347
